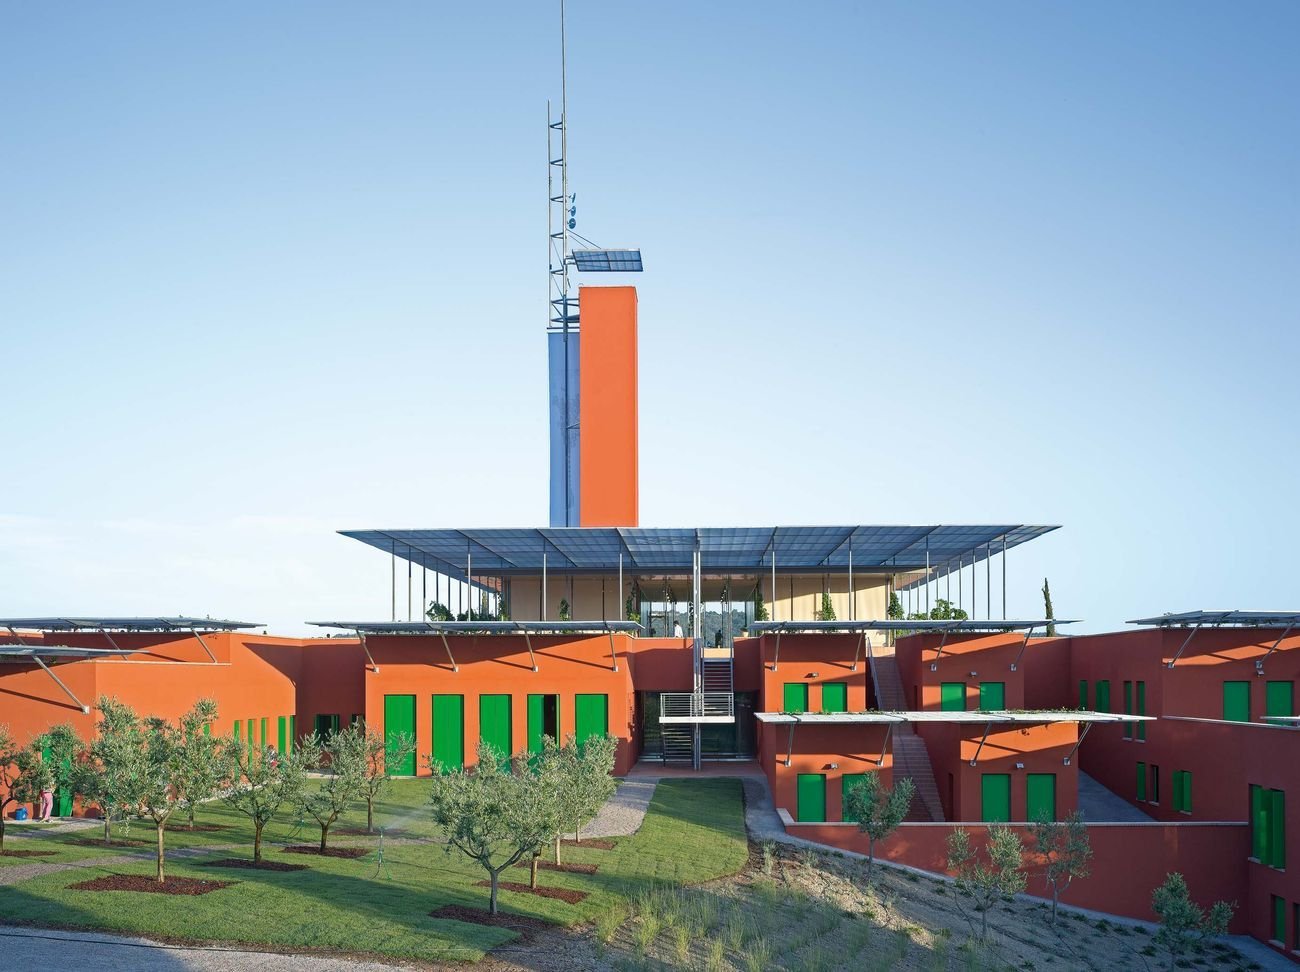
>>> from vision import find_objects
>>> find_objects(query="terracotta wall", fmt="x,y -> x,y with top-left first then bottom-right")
894,632 -> 1030,711
758,634 -> 876,711
296,638 -> 366,729
758,722 -> 893,822
787,820 -> 1251,932
361,633 -> 638,775
577,285 -> 638,528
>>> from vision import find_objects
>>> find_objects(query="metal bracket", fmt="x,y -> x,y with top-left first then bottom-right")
930,621 -> 962,671
356,630 -> 379,672
1256,624 -> 1295,675
968,721 -> 994,766
1010,624 -> 1037,672
878,721 -> 893,767
188,628 -> 217,663
97,627 -> 124,654
1064,721 -> 1094,766
784,720 -> 797,767
608,631 -> 619,672
851,631 -> 864,672
438,632 -> 459,673
523,631 -> 539,673
33,655 -> 90,713
1167,622 -> 1205,668
771,630 -> 782,671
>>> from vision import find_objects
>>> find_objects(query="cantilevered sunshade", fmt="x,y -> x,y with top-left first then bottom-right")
0,645 -> 144,713
1126,610 -> 1300,671
752,619 -> 1076,634
307,620 -> 641,675
0,617 -> 261,632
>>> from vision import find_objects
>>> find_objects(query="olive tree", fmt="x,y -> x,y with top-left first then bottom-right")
1030,810 -> 1091,923
1151,872 -> 1234,968
298,725 -> 366,851
427,743 -> 564,914
947,825 -> 1026,941
0,726 -> 50,851
843,772 -> 914,878
78,697 -> 148,845
553,733 -> 617,864
222,732 -> 309,863
356,722 -> 416,834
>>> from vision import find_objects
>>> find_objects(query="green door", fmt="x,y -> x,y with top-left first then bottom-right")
796,773 -> 826,823
1274,895 -> 1286,944
246,719 -> 255,753
277,716 -> 287,754
1136,681 -> 1147,740
1078,680 -> 1088,708
432,694 -> 465,771
821,682 -> 848,713
841,773 -> 869,822
260,717 -> 268,747
384,695 -> 417,775
940,682 -> 966,712
289,714 -> 296,754
1223,681 -> 1250,722
575,694 -> 609,745
978,682 -> 1005,711
479,694 -> 512,757
1026,773 -> 1056,821
1137,761 -> 1147,802
981,774 -> 1011,822
783,683 -> 809,713
1095,681 -> 1110,712
1266,681 -> 1294,718
527,694 -> 560,754
314,714 -> 340,737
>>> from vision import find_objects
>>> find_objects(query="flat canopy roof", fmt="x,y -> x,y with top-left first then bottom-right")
0,617 -> 262,632
755,710 -> 1152,725
0,646 -> 144,661
308,620 -> 642,636
341,525 -> 1059,582
752,619 -> 1077,635
1128,611 -> 1300,629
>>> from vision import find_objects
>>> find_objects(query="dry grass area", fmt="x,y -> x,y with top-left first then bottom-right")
482,840 -> 1263,972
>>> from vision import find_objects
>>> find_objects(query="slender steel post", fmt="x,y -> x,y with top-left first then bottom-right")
985,543 -> 991,620
407,548 -> 412,622
1002,537 -> 1007,620
422,566 -> 427,621
847,545 -> 854,621
390,539 -> 396,622
925,540 -> 931,617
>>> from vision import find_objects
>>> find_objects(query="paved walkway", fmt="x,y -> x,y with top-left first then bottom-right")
1078,771 -> 1152,822
0,926 -> 405,971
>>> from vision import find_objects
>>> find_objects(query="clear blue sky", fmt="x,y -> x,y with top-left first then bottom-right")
2,1 -> 1296,634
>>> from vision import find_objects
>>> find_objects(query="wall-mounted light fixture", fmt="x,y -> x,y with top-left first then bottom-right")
1015,762 -> 1025,770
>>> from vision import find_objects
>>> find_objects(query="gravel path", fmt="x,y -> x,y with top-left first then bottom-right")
568,778 -> 658,838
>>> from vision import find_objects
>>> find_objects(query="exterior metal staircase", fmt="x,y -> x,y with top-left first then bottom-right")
873,643 -> 945,822
660,724 -> 694,762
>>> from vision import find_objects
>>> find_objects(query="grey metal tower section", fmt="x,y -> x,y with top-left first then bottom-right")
547,0 -> 580,527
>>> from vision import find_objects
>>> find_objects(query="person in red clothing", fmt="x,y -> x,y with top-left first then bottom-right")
38,786 -> 54,823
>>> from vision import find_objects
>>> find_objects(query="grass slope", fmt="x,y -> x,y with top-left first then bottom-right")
0,777 -> 747,964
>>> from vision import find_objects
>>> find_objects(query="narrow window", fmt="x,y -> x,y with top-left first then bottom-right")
1150,764 -> 1160,804
1123,681 -> 1133,739
1096,680 -> 1111,713
1078,680 -> 1088,709
1136,681 -> 1147,741
1223,681 -> 1250,722
1136,761 -> 1147,802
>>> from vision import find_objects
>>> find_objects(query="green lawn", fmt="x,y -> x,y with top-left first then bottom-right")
0,777 -> 748,963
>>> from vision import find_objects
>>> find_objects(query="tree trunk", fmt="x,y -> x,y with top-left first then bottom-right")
1051,888 -> 1059,924
367,797 -> 374,834
103,815 -> 112,845
188,804 -> 197,830
489,870 -> 500,914
530,852 -> 540,889
319,822 -> 330,853
156,822 -> 166,883
980,906 -> 989,941
554,834 -> 561,865
254,820 -> 264,863
0,815 -> 6,851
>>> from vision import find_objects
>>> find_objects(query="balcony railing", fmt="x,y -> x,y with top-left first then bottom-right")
659,691 -> 735,723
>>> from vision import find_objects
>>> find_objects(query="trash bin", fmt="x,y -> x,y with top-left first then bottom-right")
15,806 -> 29,821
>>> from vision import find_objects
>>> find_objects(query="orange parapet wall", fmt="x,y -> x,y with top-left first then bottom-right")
578,286 -> 638,527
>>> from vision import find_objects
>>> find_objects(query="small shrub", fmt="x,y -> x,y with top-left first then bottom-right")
673,926 -> 691,963
743,938 -> 772,972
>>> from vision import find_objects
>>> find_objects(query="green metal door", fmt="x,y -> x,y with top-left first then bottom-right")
1095,681 -> 1110,712
821,682 -> 848,713
1136,681 -> 1147,740
432,695 -> 465,771
260,717 -> 268,748
981,774 -> 1011,822
479,694 -> 512,757
246,718 -> 255,754
1274,896 -> 1286,944
1026,773 -> 1056,821
1266,681 -> 1294,718
841,773 -> 869,822
1223,681 -> 1250,722
941,682 -> 966,711
978,682 -> 1005,711
289,715 -> 296,754
796,773 -> 826,822
384,695 -> 417,775
575,694 -> 609,745
783,683 -> 809,713
277,716 -> 287,754
527,694 -> 559,754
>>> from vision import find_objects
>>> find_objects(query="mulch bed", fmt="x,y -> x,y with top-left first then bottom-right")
429,904 -> 558,942
68,874 -> 234,895
0,849 -> 59,858
475,879 -> 588,903
282,845 -> 369,859
67,837 -> 153,848
201,858 -> 308,872
561,838 -> 615,850
515,859 -> 598,875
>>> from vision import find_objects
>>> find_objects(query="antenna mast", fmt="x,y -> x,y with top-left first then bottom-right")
548,0 -> 575,332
